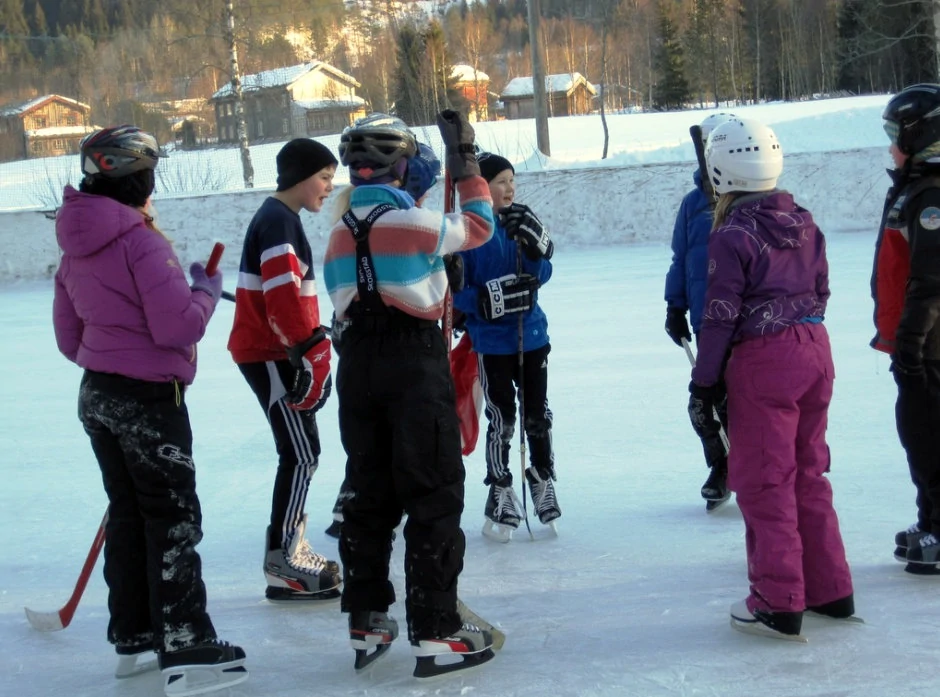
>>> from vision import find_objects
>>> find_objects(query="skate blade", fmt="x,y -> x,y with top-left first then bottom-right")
730,616 -> 808,643
115,653 -> 159,678
904,561 -> 940,575
481,520 -> 516,543
805,611 -> 865,624
354,643 -> 393,671
265,585 -> 341,602
162,660 -> 248,697
705,494 -> 732,513
413,648 -> 495,679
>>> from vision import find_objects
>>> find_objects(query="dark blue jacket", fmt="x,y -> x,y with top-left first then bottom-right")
664,170 -> 714,333
454,218 -> 552,355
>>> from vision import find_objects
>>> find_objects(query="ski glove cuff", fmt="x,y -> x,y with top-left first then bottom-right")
478,273 -> 540,321
892,351 -> 927,392
285,328 -> 332,411
500,203 -> 553,260
436,109 -> 480,180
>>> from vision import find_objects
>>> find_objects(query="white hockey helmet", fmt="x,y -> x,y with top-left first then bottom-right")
699,112 -> 737,141
704,118 -> 783,195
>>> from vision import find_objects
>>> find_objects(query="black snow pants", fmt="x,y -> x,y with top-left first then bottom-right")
78,370 -> 216,654
336,313 -> 466,643
895,359 -> 940,536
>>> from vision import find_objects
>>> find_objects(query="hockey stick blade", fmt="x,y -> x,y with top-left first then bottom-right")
25,509 -> 108,632
457,599 -> 506,651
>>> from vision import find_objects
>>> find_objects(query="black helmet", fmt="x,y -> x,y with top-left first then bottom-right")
80,125 -> 164,179
339,113 -> 417,180
883,83 -> 940,156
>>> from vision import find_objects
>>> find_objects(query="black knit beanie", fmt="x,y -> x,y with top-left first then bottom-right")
276,138 -> 338,191
477,152 -> 514,182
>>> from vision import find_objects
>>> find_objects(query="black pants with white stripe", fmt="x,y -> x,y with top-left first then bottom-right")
238,360 -> 321,550
478,343 -> 554,485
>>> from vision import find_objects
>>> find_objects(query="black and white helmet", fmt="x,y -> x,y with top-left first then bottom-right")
339,113 -> 417,179
883,83 -> 940,157
80,125 -> 164,179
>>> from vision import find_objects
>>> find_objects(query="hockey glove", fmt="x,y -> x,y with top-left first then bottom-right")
444,253 -> 465,292
688,381 -> 721,432
665,307 -> 691,346
892,351 -> 927,393
500,203 -> 553,261
285,328 -> 332,411
436,109 -> 480,180
478,273 -> 540,321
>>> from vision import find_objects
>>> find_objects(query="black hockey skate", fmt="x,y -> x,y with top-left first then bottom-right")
806,593 -> 864,624
702,466 -> 730,512
264,517 -> 341,602
525,467 -> 561,531
904,532 -> 940,575
349,610 -> 398,670
482,480 -> 524,543
730,600 -> 806,643
159,640 -> 248,697
894,522 -> 922,562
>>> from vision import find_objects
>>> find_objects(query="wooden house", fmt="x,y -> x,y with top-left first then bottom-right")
500,73 -> 597,120
451,64 -> 490,122
0,95 -> 95,162
210,61 -> 367,143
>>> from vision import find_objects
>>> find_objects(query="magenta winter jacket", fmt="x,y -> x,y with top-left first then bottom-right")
53,186 -> 216,384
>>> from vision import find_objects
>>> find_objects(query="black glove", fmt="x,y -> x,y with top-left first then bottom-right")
688,381 -> 721,431
478,273 -> 540,321
444,253 -> 465,292
892,351 -> 927,392
500,203 -> 553,260
665,307 -> 691,346
436,109 -> 479,180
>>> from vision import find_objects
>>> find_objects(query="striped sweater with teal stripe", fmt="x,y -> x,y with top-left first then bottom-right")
324,177 -> 495,320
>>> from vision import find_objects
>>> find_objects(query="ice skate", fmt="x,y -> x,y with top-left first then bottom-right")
805,594 -> 864,624
701,466 -> 730,513
525,467 -> 561,533
905,532 -> 940,574
115,643 -> 158,679
729,600 -> 806,643
894,522 -> 922,562
264,516 -> 341,601
349,610 -> 398,670
159,640 -> 247,697
411,616 -> 496,679
482,480 -> 524,543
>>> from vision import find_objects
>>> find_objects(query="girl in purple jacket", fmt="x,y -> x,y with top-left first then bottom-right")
52,126 -> 246,695
691,118 -> 854,641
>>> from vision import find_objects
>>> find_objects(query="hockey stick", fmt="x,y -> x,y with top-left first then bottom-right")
681,337 -> 730,452
689,125 -> 714,201
517,240 -> 534,540
25,508 -> 109,631
442,169 -> 456,353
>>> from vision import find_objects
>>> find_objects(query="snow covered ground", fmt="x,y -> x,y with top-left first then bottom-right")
3,95 -> 935,697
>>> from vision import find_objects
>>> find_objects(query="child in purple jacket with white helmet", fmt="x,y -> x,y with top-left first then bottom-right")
690,117 -> 854,641
53,125 -> 247,695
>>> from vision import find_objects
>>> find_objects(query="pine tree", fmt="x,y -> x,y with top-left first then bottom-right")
653,0 -> 690,110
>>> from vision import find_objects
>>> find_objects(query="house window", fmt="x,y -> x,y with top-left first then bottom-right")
54,139 -> 65,150
226,103 -> 233,116
30,140 -> 44,154
257,120 -> 264,138
282,118 -> 288,135
65,114 -> 77,126
33,116 -> 47,128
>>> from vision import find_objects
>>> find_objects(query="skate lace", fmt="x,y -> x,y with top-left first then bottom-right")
920,533 -> 939,548
289,538 -> 328,574
494,485 -> 523,519
906,523 -> 922,535
530,476 -> 557,515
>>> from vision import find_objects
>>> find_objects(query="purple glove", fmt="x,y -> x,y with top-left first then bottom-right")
190,262 -> 223,305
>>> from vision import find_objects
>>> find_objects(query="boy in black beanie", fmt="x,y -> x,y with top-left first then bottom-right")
228,138 -> 343,601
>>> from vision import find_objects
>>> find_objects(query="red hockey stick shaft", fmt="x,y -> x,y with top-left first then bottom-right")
443,171 -> 456,353
205,242 -> 224,277
25,508 -> 109,631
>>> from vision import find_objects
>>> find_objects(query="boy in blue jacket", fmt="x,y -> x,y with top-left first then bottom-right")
664,113 -> 735,509
454,153 -> 557,542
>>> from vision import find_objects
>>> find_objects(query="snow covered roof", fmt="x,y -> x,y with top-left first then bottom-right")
294,96 -> 366,111
0,94 -> 90,117
501,73 -> 597,99
25,125 -> 97,138
451,64 -> 489,83
211,61 -> 360,100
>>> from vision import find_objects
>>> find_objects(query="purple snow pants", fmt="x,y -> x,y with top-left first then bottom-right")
725,322 -> 853,613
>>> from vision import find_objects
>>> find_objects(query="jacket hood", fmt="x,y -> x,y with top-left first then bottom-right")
726,190 -> 817,250
55,185 -> 148,258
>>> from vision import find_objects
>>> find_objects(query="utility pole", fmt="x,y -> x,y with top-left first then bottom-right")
527,0 -> 551,156
226,0 -> 254,188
